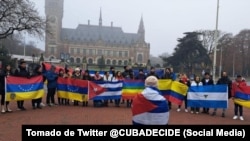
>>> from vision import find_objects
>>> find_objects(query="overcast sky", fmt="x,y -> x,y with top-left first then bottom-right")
30,0 -> 250,57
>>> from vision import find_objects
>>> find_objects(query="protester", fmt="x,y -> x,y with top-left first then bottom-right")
201,72 -> 214,114
31,64 -> 46,109
14,60 -> 30,111
131,76 -> 169,125
0,64 -> 13,113
189,75 -> 203,114
44,65 -> 58,106
211,71 -> 232,117
112,71 -> 124,107
71,67 -> 83,106
231,75 -> 246,121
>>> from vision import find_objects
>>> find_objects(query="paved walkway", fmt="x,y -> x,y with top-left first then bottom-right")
0,98 -> 249,141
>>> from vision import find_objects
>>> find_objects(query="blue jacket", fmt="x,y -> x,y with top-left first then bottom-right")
45,70 -> 58,88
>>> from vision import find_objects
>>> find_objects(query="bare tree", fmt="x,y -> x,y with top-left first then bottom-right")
0,0 -> 46,39
196,30 -> 225,55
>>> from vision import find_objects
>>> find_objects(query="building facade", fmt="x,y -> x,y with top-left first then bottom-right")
45,0 -> 150,66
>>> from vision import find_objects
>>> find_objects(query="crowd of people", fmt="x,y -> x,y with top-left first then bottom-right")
0,59 -> 248,124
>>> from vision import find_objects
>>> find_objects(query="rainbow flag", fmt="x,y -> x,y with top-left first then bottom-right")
6,76 -> 44,101
122,80 -> 144,100
168,81 -> 189,105
57,77 -> 88,102
234,86 -> 250,108
158,79 -> 172,100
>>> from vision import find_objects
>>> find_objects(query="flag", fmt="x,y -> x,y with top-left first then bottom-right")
90,81 -> 122,100
122,80 -> 144,100
234,86 -> 250,108
168,81 -> 189,105
187,85 -> 228,108
158,79 -> 172,100
6,76 -> 44,101
88,81 -> 107,100
132,87 -> 169,125
57,77 -> 88,102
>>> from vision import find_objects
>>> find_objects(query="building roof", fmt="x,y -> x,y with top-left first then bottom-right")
61,24 -> 140,46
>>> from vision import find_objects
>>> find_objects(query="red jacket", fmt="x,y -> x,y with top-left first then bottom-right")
231,80 -> 247,97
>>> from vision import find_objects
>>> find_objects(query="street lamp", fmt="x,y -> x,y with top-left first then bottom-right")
212,0 -> 220,81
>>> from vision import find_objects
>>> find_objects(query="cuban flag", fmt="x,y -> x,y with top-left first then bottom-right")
187,85 -> 228,108
131,87 -> 169,125
90,81 -> 123,100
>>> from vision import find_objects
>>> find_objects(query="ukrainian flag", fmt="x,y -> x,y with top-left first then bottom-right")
122,80 -> 144,100
57,77 -> 88,102
6,76 -> 44,101
234,86 -> 250,108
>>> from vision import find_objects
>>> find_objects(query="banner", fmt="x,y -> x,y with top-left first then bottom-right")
187,85 -> 228,108
6,75 -> 44,101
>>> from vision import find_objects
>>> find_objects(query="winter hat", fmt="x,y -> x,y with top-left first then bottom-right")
75,67 -> 80,71
145,76 -> 158,87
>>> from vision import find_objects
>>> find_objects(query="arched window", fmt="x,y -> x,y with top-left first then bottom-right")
76,58 -> 81,63
137,54 -> 143,63
106,59 -> 111,65
118,60 -> 122,65
112,60 -> 116,65
124,60 -> 128,65
70,57 -> 74,63
88,58 -> 93,64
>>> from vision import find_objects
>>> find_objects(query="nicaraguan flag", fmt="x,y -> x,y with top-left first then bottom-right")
187,85 -> 228,108
91,81 -> 122,100
122,80 -> 144,100
6,76 -> 44,101
132,87 -> 169,125
234,86 -> 250,108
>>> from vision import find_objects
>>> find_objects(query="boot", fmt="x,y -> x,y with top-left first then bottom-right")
1,106 -> 5,113
5,105 -> 12,112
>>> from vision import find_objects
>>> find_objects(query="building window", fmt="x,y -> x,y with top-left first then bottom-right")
70,48 -> 74,54
137,54 -> 143,63
125,51 -> 128,57
76,58 -> 81,63
50,47 -> 55,54
97,49 -> 102,55
77,48 -> 80,54
89,49 -> 93,55
88,58 -> 93,64
113,51 -> 116,57
124,60 -> 128,65
70,57 -> 74,63
112,60 -> 116,65
83,49 -> 86,55
106,59 -> 111,65
107,50 -> 111,56
118,60 -> 122,65
119,51 -> 122,57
